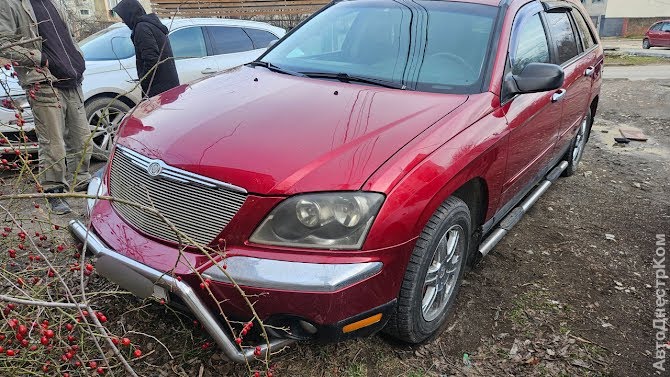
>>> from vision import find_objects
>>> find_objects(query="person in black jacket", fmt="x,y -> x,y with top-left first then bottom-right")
113,0 -> 179,98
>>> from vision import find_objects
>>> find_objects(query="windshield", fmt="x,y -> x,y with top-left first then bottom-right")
262,0 -> 498,94
80,26 -> 134,61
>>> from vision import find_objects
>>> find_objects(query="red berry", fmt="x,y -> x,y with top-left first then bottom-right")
133,349 -> 142,358
40,336 -> 49,346
44,329 -> 55,338
111,337 -> 119,345
6,349 -> 15,356
65,323 -> 73,331
99,315 -> 107,323
89,361 -> 97,369
97,367 -> 105,375
85,264 -> 94,272
121,338 -> 131,346
235,337 -> 242,345
17,325 -> 28,335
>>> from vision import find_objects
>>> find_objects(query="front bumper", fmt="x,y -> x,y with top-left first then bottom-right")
69,219 -> 293,363
69,216 -> 399,360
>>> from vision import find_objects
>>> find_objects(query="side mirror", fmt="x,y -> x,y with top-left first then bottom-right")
503,62 -> 564,96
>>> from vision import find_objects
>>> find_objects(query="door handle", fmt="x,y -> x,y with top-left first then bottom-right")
201,68 -> 217,74
584,66 -> 595,77
551,89 -> 567,103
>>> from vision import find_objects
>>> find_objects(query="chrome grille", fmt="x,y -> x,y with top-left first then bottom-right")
109,146 -> 247,245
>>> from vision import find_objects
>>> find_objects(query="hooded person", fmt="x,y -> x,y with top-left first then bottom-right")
113,0 -> 179,98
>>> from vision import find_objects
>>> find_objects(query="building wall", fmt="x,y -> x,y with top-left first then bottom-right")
605,0 -> 670,18
601,16 -> 670,37
62,0 -> 96,18
94,0 -> 154,21
580,0 -> 608,17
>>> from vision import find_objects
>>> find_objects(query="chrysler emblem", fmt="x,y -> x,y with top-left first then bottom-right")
146,161 -> 163,177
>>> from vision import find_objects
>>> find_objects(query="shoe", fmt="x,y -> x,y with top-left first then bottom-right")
44,187 -> 72,215
72,180 -> 90,192
48,197 -> 71,215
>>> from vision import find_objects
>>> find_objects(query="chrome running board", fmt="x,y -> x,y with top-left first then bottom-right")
479,161 -> 569,257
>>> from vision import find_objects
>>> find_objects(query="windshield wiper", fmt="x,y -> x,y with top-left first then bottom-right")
246,61 -> 305,77
301,72 -> 408,90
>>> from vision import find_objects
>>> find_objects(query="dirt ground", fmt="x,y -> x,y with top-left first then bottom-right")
1,75 -> 667,377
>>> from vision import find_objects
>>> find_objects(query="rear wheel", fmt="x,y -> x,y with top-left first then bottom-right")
384,196 -> 470,343
643,38 -> 651,49
562,109 -> 591,177
86,97 -> 131,161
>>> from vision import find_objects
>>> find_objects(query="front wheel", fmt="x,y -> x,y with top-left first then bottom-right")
86,97 -> 131,161
384,196 -> 470,343
643,39 -> 651,49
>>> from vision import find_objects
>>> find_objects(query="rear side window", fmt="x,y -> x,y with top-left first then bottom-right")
545,12 -> 579,64
208,27 -> 254,55
512,13 -> 550,74
663,23 -> 670,32
650,23 -> 663,31
572,10 -> 596,50
244,28 -> 279,49
169,27 -> 207,59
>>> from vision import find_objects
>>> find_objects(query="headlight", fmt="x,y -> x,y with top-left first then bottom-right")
250,192 -> 385,250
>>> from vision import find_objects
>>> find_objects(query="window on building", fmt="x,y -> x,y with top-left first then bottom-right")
80,9 -> 90,16
545,12 -> 580,64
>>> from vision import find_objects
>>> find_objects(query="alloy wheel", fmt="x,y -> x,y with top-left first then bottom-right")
421,225 -> 464,322
88,106 -> 125,157
572,116 -> 588,165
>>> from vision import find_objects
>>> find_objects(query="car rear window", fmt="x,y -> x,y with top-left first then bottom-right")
208,27 -> 254,55
572,10 -> 596,50
545,12 -> 579,64
80,27 -> 134,61
169,27 -> 207,59
244,28 -> 279,49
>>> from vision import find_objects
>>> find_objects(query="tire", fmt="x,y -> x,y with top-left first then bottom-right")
384,196 -> 471,343
562,109 -> 591,177
86,97 -> 131,161
643,39 -> 651,49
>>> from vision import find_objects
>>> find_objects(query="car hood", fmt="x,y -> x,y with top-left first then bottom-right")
116,66 -> 468,195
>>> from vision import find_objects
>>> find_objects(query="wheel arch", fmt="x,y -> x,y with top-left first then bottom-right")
85,92 -> 137,110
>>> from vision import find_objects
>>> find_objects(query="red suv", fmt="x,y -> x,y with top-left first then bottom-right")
644,20 -> 670,49
70,0 -> 602,363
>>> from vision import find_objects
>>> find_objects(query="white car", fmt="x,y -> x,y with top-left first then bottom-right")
0,18 -> 285,159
